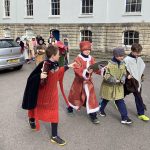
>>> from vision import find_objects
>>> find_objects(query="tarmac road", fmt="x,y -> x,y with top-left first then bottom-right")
0,62 -> 150,150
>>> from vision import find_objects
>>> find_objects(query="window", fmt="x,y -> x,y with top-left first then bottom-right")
82,0 -> 93,14
25,29 -> 34,39
4,0 -> 10,17
51,0 -> 60,15
3,28 -> 11,37
0,39 -> 19,48
80,30 -> 92,42
26,0 -> 33,16
126,0 -> 142,12
124,30 -> 139,45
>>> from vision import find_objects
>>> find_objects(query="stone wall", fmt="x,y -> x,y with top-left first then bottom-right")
0,23 -> 150,58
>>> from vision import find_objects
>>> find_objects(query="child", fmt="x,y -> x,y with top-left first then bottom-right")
124,43 -> 149,121
99,47 -> 132,124
22,45 -> 75,146
67,41 -> 100,124
35,44 -> 46,66
56,41 -> 68,66
28,36 -> 37,61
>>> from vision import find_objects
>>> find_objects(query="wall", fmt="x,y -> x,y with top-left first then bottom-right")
0,23 -> 150,56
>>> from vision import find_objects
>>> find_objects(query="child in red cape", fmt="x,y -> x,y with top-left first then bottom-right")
24,45 -> 75,146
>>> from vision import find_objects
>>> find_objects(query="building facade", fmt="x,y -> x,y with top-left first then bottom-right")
0,0 -> 150,56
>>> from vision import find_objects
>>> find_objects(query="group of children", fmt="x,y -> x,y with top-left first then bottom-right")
22,41 -> 149,146
16,36 -> 46,64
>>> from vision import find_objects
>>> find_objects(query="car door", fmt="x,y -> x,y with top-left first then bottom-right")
0,39 -> 21,58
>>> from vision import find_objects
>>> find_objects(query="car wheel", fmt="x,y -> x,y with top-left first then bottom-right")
14,65 -> 23,70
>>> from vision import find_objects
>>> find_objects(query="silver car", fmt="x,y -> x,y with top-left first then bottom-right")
0,38 -> 25,70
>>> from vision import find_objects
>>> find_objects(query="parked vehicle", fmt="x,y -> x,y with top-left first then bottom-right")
0,38 -> 25,70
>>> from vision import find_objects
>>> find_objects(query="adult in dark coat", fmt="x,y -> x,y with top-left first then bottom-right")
22,61 -> 44,110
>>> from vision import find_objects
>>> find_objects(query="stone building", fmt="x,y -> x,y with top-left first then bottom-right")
0,0 -> 150,57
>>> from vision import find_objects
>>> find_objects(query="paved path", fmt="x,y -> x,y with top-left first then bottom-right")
0,62 -> 150,150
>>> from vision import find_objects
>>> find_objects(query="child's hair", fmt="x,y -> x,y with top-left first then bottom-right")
45,45 -> 59,58
131,43 -> 142,53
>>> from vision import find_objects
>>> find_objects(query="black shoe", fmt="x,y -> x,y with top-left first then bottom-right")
90,117 -> 100,124
32,57 -> 35,61
99,111 -> 106,117
51,136 -> 66,146
66,106 -> 73,115
29,118 -> 36,130
121,118 -> 133,124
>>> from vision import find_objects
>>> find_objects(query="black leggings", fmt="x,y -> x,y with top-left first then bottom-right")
51,123 -> 58,137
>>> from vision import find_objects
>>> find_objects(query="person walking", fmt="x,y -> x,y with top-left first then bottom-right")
22,45 -> 75,146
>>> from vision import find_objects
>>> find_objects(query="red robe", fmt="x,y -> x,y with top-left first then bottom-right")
68,54 -> 100,114
28,67 -> 65,130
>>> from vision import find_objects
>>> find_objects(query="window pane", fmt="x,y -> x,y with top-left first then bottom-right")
52,9 -> 55,15
126,4 -> 130,12
129,39 -> 134,45
129,32 -> 133,38
82,0 -> 86,6
131,4 -> 136,12
134,38 -> 139,43
90,7 -> 93,13
136,4 -> 141,11
134,31 -> 139,38
89,37 -> 92,43
126,0 -> 131,5
86,0 -> 89,6
81,37 -> 84,41
124,32 -> 128,38
0,41 -> 11,48
86,7 -> 89,13
84,30 -> 88,36
82,7 -> 85,13
52,3 -> 54,8
90,0 -> 93,6
132,0 -> 137,3
124,38 -> 128,45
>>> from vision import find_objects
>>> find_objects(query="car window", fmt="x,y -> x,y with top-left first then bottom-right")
0,39 -> 20,48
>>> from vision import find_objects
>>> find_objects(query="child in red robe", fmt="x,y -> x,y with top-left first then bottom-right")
27,45 -> 75,146
67,41 -> 101,124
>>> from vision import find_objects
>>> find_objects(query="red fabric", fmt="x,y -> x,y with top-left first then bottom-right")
28,67 -> 65,130
68,55 -> 99,111
56,41 -> 65,49
59,76 -> 69,107
56,41 -> 67,54
79,41 -> 91,51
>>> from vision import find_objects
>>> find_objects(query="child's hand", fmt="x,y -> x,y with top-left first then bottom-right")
68,62 -> 77,68
127,74 -> 132,79
88,69 -> 93,74
40,72 -> 47,79
116,80 -> 120,83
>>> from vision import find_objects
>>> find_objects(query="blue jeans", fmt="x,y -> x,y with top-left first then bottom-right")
133,92 -> 144,115
100,99 -> 128,120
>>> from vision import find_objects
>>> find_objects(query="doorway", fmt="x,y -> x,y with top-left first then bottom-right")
50,29 -> 60,41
